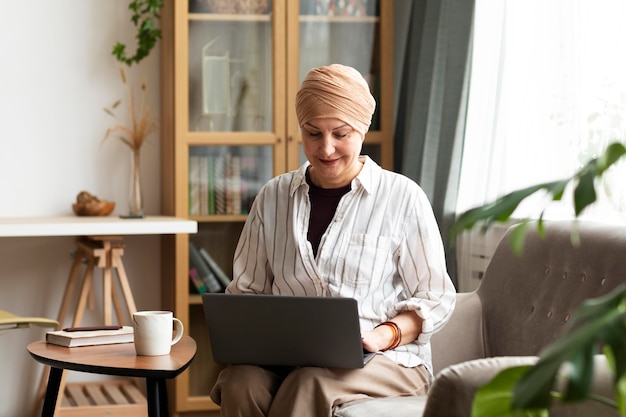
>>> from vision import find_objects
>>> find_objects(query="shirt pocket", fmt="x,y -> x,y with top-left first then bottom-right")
337,233 -> 392,289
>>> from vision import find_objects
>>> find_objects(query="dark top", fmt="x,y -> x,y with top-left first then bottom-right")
306,169 -> 351,257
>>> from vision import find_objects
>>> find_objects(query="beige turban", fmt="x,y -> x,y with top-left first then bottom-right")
295,64 -> 376,136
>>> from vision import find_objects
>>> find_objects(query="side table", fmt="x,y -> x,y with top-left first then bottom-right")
27,336 -> 197,417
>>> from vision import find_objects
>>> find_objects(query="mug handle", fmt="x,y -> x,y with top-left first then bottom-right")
171,318 -> 184,346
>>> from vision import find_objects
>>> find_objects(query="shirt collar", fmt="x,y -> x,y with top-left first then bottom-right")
289,156 -> 379,196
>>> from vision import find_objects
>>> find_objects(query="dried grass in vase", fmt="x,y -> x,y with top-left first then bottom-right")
103,66 -> 157,152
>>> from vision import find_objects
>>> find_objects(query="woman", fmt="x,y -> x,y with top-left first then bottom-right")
210,64 -> 456,417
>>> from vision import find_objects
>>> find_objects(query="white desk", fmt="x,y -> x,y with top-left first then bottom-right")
0,215 -> 197,237
0,215 -> 197,326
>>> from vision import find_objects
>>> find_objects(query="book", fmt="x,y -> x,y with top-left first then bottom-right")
189,155 -> 201,215
46,326 -> 134,348
189,267 -> 207,294
199,155 -> 210,215
189,242 -> 223,292
198,247 -> 231,288
213,155 -> 226,214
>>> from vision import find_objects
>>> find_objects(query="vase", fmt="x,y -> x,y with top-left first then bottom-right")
128,149 -> 144,217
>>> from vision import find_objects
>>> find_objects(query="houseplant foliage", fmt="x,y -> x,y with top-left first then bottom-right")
112,0 -> 164,67
451,141 -> 626,254
449,140 -> 626,416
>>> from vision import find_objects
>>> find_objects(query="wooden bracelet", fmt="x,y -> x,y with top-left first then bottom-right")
376,321 -> 402,351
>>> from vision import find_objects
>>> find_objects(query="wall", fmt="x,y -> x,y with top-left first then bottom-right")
0,1 -> 162,416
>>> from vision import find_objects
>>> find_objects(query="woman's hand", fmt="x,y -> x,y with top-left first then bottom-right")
361,327 -> 394,352
361,311 -> 424,352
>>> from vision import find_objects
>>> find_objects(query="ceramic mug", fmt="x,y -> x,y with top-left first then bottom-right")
132,311 -> 184,356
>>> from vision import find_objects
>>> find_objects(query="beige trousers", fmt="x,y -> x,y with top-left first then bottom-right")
210,354 -> 429,417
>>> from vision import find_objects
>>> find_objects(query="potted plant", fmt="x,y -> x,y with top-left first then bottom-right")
450,141 -> 626,416
103,0 -> 164,218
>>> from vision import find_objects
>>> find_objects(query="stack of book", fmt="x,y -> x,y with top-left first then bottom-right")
189,153 -> 259,216
46,326 -> 134,348
189,242 -> 231,294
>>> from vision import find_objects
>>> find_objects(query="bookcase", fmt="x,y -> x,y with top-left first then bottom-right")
160,1 -> 394,415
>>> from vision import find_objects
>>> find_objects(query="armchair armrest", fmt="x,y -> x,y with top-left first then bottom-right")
424,356 -> 538,417
423,355 -> 620,417
431,292 -> 485,373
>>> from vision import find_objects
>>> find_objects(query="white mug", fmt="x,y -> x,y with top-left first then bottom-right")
132,311 -> 184,356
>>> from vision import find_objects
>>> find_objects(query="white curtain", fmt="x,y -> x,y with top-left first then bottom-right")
456,0 -> 626,291
458,0 -> 626,217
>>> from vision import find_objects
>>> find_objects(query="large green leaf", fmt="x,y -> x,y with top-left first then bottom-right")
573,170 -> 597,215
472,366 -> 547,417
597,142 -> 626,174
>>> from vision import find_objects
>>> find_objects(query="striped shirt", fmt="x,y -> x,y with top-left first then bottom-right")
228,156 -> 456,374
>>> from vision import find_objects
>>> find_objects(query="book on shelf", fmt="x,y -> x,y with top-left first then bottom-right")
198,247 -> 231,288
213,155 -> 227,215
189,155 -> 201,215
189,267 -> 207,294
199,155 -> 210,216
46,326 -> 134,348
189,242 -> 223,292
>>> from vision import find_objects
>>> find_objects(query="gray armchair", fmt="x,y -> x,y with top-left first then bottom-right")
335,220 -> 624,417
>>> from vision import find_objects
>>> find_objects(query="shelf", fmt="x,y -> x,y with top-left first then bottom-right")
190,214 -> 248,223
189,294 -> 204,305
299,15 -> 379,23
189,13 -> 271,22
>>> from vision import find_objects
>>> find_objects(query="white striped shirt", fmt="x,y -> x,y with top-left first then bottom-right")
228,156 -> 456,374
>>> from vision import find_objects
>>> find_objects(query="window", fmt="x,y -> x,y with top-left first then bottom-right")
457,0 -> 626,223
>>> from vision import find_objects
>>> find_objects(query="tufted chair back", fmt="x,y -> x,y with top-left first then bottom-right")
478,220 -> 626,358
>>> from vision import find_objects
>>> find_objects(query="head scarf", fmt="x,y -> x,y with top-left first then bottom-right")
295,64 -> 376,136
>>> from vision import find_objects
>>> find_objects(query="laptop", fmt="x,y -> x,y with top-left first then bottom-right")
202,293 -> 376,369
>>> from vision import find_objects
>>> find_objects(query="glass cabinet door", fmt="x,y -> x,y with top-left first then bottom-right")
187,1 -> 275,133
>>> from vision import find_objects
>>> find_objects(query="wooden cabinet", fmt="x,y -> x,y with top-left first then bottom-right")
160,1 -> 394,415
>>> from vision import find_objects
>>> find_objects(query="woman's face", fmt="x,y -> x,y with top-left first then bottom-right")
301,117 -> 364,189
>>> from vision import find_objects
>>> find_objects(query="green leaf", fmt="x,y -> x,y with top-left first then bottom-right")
617,371 -> 626,415
472,366 -> 547,417
597,142 -> 626,174
508,221 -> 529,255
563,345 -> 595,401
546,179 -> 569,201
573,170 -> 597,215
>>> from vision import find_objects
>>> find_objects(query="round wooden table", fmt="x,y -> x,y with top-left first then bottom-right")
28,335 -> 197,417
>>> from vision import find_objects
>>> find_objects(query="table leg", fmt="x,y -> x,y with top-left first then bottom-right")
146,378 -> 169,417
41,367 -> 63,417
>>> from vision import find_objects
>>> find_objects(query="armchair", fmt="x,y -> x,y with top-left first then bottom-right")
335,220 -> 624,417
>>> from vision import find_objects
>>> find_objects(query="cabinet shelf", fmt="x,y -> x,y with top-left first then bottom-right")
188,294 -> 203,305
299,15 -> 380,23
189,13 -> 271,22
186,132 -> 279,145
190,214 -> 248,223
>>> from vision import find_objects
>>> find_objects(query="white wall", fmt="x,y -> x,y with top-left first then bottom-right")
0,2 -> 163,416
